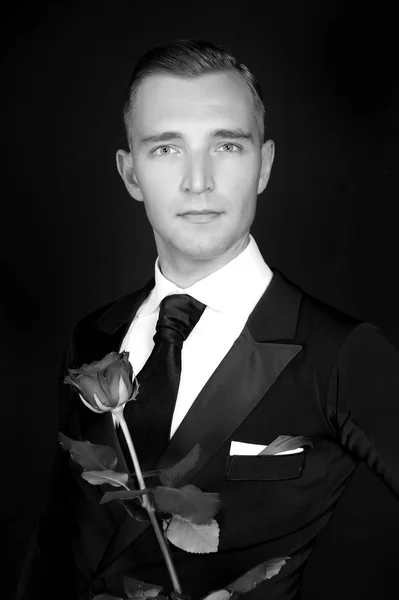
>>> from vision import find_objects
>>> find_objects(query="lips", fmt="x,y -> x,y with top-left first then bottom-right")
179,211 -> 222,223
180,211 -> 220,216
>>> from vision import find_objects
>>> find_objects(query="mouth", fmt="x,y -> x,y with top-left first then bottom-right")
179,211 -> 222,223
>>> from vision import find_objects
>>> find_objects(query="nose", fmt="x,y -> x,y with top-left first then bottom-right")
181,152 -> 215,195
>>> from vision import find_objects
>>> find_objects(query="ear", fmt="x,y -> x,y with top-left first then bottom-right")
257,139 -> 275,195
116,149 -> 144,202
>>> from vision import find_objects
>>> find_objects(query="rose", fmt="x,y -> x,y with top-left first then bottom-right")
64,351 -> 139,413
64,350 -> 182,591
62,350 -> 288,597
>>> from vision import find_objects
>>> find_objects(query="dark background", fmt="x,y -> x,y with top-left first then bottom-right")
2,1 -> 399,598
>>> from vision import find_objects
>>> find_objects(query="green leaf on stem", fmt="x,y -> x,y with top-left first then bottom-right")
165,515 -> 219,553
160,444 -> 201,487
259,435 -> 313,455
100,488 -> 152,504
82,470 -> 129,488
226,557 -> 290,591
154,484 -> 220,525
58,432 -> 118,471
123,575 -> 164,598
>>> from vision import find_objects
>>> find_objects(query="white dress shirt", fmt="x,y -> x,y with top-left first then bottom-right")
115,235 -> 273,438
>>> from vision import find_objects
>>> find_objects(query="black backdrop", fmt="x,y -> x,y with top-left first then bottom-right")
2,1 -> 399,598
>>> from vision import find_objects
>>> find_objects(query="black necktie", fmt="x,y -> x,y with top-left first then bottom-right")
119,294 -> 206,471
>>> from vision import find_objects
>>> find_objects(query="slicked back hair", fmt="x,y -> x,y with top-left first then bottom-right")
123,39 -> 266,148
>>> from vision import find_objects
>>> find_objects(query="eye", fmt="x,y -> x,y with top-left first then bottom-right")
152,145 -> 178,156
216,143 -> 242,153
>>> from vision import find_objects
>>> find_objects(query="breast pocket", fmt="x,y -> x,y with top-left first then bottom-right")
226,452 -> 306,481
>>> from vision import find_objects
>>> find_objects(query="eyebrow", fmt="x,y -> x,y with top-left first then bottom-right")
139,128 -> 255,146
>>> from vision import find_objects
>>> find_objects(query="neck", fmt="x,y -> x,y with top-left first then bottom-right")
156,236 -> 250,289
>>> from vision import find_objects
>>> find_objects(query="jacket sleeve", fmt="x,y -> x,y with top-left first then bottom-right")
328,321 -> 399,499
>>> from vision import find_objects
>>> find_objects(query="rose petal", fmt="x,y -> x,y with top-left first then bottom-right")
118,375 -> 129,405
75,375 -> 109,408
78,393 -> 103,414
66,352 -> 137,413
93,392 -> 111,412
79,352 -> 121,374
106,366 -> 121,405
64,374 -> 82,390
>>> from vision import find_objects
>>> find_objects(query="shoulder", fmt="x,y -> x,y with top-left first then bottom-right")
292,276 -> 398,369
299,288 -> 361,341
73,277 -> 155,339
61,278 -> 155,372
271,269 -> 362,344
74,297 -> 120,335
279,273 -> 381,371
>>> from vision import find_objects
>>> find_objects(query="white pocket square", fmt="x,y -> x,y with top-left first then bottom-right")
229,441 -> 304,456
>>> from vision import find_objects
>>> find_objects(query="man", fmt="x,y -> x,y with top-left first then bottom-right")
17,39 -> 399,600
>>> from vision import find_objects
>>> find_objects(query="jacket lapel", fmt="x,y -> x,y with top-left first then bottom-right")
67,279 -> 156,551
97,270 -> 304,575
162,270 -> 304,478
79,275 -> 156,473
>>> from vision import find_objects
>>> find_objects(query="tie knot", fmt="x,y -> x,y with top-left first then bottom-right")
154,294 -> 206,348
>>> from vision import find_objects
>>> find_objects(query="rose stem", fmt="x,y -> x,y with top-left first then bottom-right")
113,408 -> 182,595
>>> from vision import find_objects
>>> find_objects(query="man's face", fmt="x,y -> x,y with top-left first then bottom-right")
120,71 -> 274,265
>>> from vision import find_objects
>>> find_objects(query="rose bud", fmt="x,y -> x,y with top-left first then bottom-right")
64,351 -> 139,413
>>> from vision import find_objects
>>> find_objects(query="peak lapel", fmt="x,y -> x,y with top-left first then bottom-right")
70,278 -> 155,570
94,278 -> 155,337
158,271 -> 304,478
98,271 -> 304,575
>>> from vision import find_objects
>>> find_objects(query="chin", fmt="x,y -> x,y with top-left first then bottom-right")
174,235 -> 235,262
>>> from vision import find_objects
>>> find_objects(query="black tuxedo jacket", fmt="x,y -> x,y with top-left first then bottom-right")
17,270 -> 399,600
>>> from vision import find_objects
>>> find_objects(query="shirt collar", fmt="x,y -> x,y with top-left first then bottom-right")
137,234 -> 273,317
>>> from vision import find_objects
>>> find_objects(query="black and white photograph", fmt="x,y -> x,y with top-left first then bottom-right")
2,2 -> 399,599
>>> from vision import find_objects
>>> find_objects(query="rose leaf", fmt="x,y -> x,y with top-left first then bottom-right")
82,470 -> 129,488
58,432 -> 118,471
154,484 -> 220,525
99,488 -> 151,504
123,575 -> 164,599
120,499 -> 151,522
159,444 -> 201,487
165,515 -> 219,554
226,557 -> 290,592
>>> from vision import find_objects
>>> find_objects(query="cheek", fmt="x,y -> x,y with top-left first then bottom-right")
139,163 -> 178,198
221,156 -> 260,188
141,186 -> 177,233
142,195 -> 166,226
138,169 -> 173,213
223,169 -> 259,212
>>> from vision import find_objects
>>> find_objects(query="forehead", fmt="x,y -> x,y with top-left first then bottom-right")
132,71 -> 257,134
